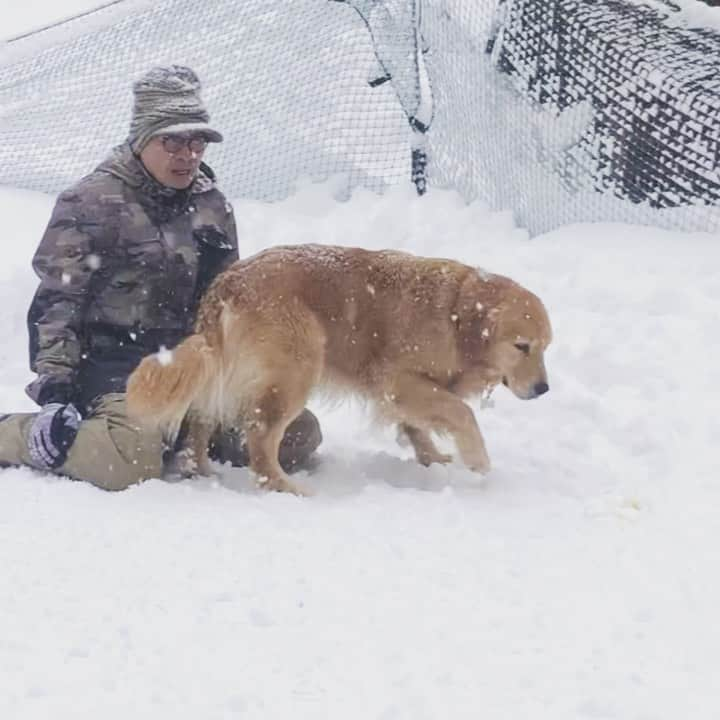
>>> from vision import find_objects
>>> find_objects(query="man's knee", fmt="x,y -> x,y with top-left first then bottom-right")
208,408 -> 322,472
60,395 -> 164,491
91,457 -> 162,491
278,408 -> 322,471
62,435 -> 163,491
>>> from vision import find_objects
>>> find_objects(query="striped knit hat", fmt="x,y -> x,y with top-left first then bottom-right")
127,65 -> 223,152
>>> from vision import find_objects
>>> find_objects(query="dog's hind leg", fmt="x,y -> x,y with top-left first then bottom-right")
244,321 -> 323,495
244,383 -> 315,495
398,423 -> 452,467
186,416 -> 217,476
390,374 -> 491,474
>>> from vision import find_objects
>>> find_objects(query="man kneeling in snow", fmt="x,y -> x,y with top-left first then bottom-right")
0,65 -> 321,490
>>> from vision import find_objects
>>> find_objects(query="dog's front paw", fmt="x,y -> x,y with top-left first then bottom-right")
417,449 -> 453,467
465,449 -> 491,474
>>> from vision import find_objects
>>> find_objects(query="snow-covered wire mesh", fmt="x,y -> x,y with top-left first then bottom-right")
0,0 -> 421,201
422,0 -> 720,233
1,0 -> 719,236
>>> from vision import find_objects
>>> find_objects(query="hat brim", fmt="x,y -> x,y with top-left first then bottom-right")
151,122 -> 223,143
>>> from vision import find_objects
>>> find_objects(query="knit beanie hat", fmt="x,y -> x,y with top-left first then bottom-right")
127,65 -> 223,152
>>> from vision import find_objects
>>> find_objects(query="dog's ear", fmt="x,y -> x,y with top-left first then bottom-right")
454,271 -> 504,362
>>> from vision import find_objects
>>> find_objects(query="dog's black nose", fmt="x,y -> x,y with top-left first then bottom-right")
533,381 -> 549,397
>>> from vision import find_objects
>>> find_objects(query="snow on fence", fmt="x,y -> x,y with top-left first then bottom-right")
1,0 -> 718,236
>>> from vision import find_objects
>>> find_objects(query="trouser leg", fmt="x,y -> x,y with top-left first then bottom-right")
0,413 -> 37,469
208,408 -> 322,472
0,394 -> 163,491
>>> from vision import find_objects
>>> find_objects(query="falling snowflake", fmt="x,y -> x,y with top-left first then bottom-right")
156,346 -> 173,366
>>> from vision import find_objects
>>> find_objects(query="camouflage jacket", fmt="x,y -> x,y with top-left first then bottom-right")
27,143 -> 238,410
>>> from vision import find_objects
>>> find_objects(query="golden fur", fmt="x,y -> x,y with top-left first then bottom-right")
126,244 -> 553,494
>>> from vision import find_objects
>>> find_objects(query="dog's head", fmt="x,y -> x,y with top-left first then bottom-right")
458,272 -> 552,400
492,286 -> 552,400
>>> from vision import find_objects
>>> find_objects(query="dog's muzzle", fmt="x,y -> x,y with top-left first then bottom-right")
531,381 -> 549,398
505,377 -> 549,399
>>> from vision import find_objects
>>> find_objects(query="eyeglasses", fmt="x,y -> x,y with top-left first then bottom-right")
159,133 -> 209,154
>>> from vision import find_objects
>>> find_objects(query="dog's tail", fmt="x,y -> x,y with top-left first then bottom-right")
126,333 -> 217,437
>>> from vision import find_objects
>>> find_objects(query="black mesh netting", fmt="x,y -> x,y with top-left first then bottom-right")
487,0 -> 720,225
1,0 -> 718,235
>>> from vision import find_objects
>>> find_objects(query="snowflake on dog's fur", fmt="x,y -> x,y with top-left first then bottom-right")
480,387 -> 495,409
156,346 -> 173,366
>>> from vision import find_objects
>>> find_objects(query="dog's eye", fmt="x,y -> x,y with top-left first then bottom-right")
514,342 -> 530,355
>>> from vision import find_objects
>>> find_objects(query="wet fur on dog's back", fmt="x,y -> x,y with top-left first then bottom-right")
127,244 -> 552,494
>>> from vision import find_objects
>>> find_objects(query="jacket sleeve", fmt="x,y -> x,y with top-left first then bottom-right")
27,189 -> 104,393
222,203 -> 239,269
193,196 -> 239,306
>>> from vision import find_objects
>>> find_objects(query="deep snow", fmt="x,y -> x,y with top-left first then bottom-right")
1,177 -> 719,719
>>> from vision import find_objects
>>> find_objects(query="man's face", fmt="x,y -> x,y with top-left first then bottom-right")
139,133 -> 208,189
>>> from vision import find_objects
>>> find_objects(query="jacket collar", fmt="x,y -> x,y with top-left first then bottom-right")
96,143 -> 216,223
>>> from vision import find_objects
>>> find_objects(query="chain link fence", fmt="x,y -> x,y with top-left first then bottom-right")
0,0 -> 417,202
1,0 -> 719,236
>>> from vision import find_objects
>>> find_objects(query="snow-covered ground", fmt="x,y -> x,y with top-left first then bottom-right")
1,177 -> 719,719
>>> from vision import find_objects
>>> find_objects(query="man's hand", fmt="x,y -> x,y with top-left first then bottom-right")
27,403 -> 81,471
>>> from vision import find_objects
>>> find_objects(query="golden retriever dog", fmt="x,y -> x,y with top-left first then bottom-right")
126,244 -> 552,494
